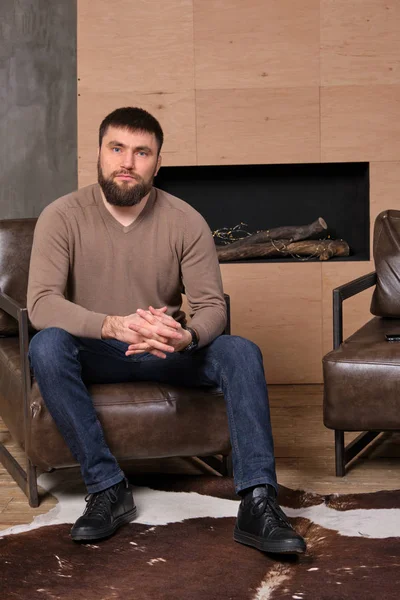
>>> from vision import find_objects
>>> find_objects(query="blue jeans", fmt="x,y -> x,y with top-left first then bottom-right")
28,328 -> 277,495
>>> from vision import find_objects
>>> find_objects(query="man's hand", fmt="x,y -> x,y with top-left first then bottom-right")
101,309 -> 180,358
125,306 -> 192,358
102,307 -> 188,359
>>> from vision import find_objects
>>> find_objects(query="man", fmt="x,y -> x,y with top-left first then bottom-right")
27,107 -> 306,554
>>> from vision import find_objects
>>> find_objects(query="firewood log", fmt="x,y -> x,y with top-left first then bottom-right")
215,218 -> 327,249
217,239 -> 349,261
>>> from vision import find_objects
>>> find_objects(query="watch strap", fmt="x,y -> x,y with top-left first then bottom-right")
181,326 -> 199,352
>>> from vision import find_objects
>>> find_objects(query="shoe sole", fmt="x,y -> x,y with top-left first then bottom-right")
71,506 -> 137,542
233,526 -> 306,555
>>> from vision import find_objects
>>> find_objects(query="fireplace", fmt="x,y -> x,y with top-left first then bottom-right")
155,162 -> 370,262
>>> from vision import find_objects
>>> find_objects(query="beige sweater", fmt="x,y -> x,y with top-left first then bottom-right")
27,184 -> 227,348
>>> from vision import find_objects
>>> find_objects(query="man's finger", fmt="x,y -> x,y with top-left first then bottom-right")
149,351 -> 167,359
127,339 -> 174,353
149,312 -> 181,330
128,323 -> 167,341
128,322 -> 182,341
148,306 -> 181,328
126,341 -> 150,351
136,308 -> 157,325
127,331 -> 175,353
135,313 -> 180,333
149,305 -> 168,314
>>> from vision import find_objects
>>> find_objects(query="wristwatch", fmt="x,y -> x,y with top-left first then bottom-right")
181,326 -> 199,353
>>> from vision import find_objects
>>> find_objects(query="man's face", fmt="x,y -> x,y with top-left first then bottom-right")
98,126 -> 161,206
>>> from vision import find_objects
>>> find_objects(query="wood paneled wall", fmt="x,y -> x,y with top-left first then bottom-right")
77,0 -> 400,383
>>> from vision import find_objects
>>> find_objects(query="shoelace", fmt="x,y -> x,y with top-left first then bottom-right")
83,487 -> 119,520
250,495 -> 294,531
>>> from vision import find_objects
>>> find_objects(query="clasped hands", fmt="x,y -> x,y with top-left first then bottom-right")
101,306 -> 192,359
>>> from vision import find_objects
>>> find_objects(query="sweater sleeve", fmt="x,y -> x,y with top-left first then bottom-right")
181,211 -> 227,348
27,206 -> 107,338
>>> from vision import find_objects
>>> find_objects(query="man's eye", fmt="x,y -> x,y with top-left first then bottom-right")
112,147 -> 121,153
137,151 -> 148,157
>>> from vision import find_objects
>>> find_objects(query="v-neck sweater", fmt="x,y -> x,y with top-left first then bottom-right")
27,183 -> 227,347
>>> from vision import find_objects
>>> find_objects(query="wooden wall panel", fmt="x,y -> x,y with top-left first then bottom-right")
370,161 -> 400,230
321,0 -> 400,86
77,0 -> 197,187
196,88 -> 320,165
77,0 -> 195,93
368,161 -> 400,266
78,90 -> 197,187
194,0 -> 319,89
321,85 -> 400,162
220,263 -> 323,383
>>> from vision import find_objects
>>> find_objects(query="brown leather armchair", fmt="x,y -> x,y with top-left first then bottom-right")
0,218 -> 232,506
323,210 -> 400,476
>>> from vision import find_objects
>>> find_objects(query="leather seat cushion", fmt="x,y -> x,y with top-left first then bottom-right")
0,337 -> 231,470
323,316 -> 400,430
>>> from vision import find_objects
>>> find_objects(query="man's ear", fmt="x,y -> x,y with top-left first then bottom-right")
155,154 -> 162,176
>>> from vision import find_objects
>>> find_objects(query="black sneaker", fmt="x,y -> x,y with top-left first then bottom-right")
234,485 -> 306,554
71,478 -> 137,542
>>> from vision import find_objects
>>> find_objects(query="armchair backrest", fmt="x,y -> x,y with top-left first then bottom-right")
0,219 -> 37,335
371,209 -> 400,318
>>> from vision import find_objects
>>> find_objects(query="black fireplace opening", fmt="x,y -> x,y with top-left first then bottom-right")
155,162 -> 370,262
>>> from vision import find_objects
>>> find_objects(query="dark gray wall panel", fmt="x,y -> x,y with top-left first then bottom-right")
0,0 -> 77,218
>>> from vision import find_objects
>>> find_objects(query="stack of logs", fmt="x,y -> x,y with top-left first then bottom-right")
215,218 -> 350,262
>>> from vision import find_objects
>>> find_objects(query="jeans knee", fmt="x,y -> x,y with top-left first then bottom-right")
29,327 -> 76,368
232,335 -> 262,359
214,335 -> 263,361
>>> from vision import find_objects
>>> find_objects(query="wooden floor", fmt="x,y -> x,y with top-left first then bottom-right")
1,384 -> 400,532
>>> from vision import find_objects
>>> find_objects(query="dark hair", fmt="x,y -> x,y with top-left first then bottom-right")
99,107 -> 164,153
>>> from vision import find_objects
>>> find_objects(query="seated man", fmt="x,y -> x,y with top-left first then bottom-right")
27,107 -> 306,555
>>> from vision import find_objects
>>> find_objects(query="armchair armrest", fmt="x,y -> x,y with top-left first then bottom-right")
333,271 -> 377,349
0,288 -> 31,400
223,293 -> 231,335
0,289 -> 25,319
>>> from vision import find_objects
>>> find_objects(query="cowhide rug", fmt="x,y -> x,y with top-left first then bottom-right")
1,471 -> 400,600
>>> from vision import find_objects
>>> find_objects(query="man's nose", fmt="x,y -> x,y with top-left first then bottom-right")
121,151 -> 135,169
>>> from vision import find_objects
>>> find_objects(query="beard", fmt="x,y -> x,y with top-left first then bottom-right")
97,159 -> 154,207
